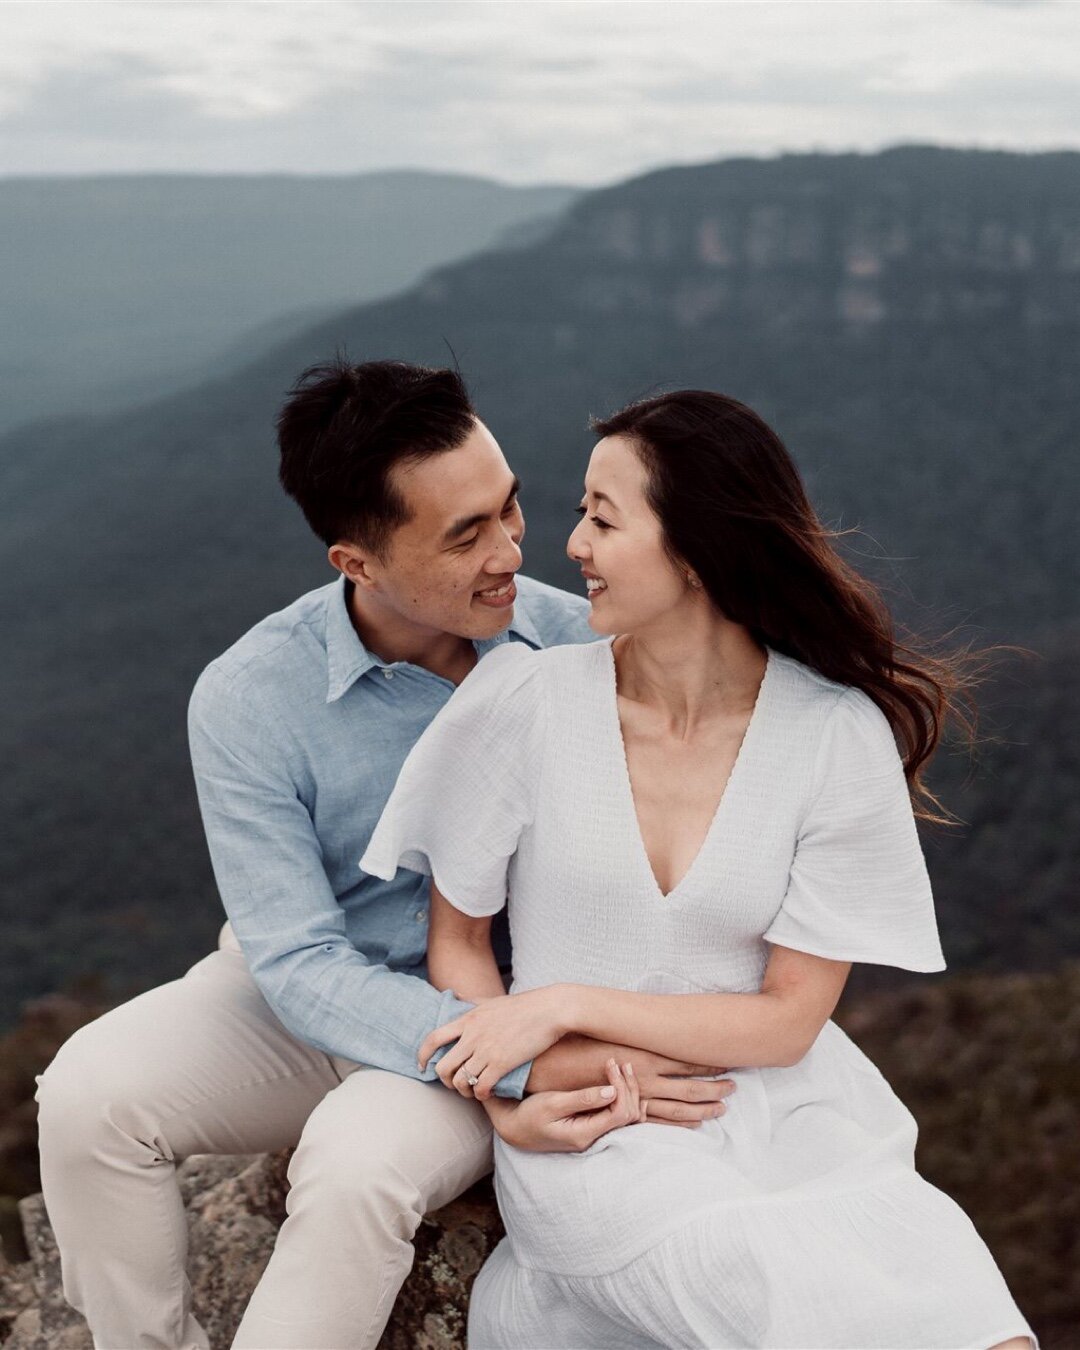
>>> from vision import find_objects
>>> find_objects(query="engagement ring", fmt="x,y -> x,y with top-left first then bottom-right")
467,1074 -> 479,1086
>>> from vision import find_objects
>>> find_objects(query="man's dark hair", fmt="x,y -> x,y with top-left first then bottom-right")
277,357 -> 477,555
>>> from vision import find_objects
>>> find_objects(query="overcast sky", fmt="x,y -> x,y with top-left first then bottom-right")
1,1 -> 1077,186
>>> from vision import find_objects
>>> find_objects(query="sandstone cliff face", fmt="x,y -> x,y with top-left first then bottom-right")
0,1152 -> 504,1349
546,148 -> 1080,332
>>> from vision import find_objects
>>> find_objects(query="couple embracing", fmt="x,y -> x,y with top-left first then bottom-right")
37,359 -> 1033,1349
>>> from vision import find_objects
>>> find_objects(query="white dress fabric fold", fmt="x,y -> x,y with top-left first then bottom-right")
362,638 -> 1035,1350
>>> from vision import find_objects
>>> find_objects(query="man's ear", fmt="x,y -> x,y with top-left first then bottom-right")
328,541 -> 381,592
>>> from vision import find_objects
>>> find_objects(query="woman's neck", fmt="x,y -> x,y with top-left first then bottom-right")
613,617 -> 767,739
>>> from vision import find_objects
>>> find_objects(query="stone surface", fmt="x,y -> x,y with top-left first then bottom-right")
0,1152 -> 504,1349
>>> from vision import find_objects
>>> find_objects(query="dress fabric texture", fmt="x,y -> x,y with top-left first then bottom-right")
361,639 -> 1035,1350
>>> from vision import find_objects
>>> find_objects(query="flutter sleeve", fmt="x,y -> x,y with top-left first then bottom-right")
762,686 -> 946,972
360,641 -> 544,918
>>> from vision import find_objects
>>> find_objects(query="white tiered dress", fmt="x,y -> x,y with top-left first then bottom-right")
361,639 -> 1035,1350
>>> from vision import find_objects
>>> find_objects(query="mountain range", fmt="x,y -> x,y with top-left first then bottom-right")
0,171 -> 578,432
1,145 -> 1077,1021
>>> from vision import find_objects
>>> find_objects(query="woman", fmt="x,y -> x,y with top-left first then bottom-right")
362,392 -> 1035,1349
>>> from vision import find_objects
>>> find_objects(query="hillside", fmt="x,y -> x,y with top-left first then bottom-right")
1,145 -> 1078,1018
0,171 -> 578,431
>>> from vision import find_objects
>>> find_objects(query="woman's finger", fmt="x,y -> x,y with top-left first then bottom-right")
418,1018 -> 465,1070
579,1061 -> 631,1147
545,1081 -> 619,1119
622,1061 -> 641,1123
434,1039 -> 472,1086
451,1065 -> 474,1098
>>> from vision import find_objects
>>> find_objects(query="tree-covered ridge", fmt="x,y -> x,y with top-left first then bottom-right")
0,145 -> 1076,1018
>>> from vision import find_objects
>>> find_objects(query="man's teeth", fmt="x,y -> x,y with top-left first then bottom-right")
477,582 -> 513,598
586,578 -> 607,593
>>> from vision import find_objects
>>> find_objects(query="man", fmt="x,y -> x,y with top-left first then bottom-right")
37,359 -> 734,1349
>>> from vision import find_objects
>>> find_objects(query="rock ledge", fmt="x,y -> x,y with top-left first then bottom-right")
0,1152 -> 503,1348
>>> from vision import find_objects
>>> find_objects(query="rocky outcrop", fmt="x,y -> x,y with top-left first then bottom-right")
0,1152 -> 504,1348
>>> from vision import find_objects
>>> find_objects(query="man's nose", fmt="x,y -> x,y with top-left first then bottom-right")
490,523 -> 523,572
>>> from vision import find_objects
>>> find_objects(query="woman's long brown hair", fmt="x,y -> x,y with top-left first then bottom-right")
592,390 -> 1001,825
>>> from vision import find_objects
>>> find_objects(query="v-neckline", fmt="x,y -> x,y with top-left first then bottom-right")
602,636 -> 774,901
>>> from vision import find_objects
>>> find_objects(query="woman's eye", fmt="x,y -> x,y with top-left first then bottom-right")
574,505 -> 611,529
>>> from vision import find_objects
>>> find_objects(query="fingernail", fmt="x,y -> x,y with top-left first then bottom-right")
600,1085 -> 615,1099
624,1062 -> 634,1078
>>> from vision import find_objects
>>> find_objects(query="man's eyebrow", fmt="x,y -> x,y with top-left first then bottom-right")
442,477 -> 522,544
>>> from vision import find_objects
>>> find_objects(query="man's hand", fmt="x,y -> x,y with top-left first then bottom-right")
486,1058 -> 645,1153
527,1034 -> 736,1127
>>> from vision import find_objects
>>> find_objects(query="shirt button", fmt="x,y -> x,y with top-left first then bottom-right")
415,909 -> 427,922
383,668 -> 394,680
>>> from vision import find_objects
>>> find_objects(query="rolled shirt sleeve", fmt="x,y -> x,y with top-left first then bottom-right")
188,661 -> 531,1098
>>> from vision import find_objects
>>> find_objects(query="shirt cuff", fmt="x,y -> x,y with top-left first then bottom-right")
421,989 -> 532,1100
492,1058 -> 532,1101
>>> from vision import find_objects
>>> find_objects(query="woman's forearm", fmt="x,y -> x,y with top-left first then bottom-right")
564,986 -> 811,1069
429,935 -> 506,1002
559,947 -> 850,1069
427,882 -> 506,1003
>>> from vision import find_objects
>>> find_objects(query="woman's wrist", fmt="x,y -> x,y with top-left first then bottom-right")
551,982 -> 591,1037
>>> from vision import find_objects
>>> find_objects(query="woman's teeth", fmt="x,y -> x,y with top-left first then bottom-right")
586,578 -> 607,594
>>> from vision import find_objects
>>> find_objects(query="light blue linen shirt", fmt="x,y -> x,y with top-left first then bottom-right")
188,573 -> 594,1098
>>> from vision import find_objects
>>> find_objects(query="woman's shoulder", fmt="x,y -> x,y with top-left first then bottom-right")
767,649 -> 901,793
767,648 -> 897,762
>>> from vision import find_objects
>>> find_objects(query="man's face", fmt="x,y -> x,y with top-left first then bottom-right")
362,419 -> 525,641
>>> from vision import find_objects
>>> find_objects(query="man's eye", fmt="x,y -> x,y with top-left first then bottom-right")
456,536 -> 478,549
502,496 -> 520,517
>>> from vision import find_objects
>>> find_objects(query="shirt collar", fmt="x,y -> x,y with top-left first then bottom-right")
325,576 -> 380,702
325,574 -> 544,703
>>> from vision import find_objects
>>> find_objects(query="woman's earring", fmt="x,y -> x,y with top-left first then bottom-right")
686,572 -> 702,590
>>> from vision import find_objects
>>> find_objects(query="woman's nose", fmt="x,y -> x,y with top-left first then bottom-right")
567,519 -> 588,562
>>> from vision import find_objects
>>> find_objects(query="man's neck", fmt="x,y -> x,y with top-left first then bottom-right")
346,584 -> 478,684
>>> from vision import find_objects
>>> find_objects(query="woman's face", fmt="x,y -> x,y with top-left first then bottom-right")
566,434 -> 690,635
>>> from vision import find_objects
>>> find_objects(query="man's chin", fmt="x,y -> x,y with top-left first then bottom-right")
463,598 -> 515,638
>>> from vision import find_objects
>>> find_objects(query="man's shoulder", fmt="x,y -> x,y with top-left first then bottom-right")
194,581 -> 335,706
513,573 -> 595,648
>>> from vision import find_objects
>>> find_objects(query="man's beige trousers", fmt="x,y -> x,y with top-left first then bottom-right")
35,930 -> 494,1350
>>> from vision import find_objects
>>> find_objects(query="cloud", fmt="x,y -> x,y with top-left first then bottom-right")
0,0 -> 1078,183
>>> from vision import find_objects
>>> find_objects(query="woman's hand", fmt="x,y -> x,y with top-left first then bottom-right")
418,984 -> 573,1099
486,1059 -> 646,1153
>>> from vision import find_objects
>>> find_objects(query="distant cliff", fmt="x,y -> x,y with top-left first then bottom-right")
1,145 -> 1077,1017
